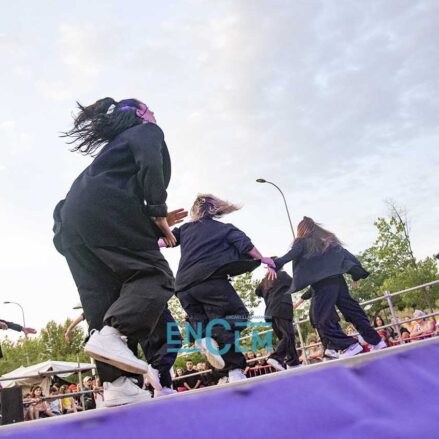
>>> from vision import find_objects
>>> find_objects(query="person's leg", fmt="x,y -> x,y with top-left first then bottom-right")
312,278 -> 357,351
64,245 -> 135,383
198,279 -> 249,372
267,318 -> 285,363
274,318 -> 300,367
138,308 -> 181,389
335,278 -> 381,346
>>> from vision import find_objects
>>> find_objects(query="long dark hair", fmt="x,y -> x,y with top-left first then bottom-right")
296,216 -> 342,256
62,97 -> 144,155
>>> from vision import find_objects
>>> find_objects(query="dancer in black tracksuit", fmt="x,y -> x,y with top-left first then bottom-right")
161,194 -> 272,382
270,216 -> 384,359
255,270 -> 300,370
53,97 -> 184,404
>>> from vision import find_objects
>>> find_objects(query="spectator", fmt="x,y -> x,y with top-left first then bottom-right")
301,335 -> 323,363
410,310 -> 436,339
59,385 -> 77,414
28,386 -> 55,419
173,367 -> 187,392
346,326 -> 370,352
183,361 -> 202,390
373,316 -> 397,346
82,376 -> 96,410
244,351 -> 257,376
47,386 -> 62,416
198,362 -> 217,387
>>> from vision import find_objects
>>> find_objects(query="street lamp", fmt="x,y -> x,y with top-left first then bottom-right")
256,178 -> 296,239
3,301 -> 27,337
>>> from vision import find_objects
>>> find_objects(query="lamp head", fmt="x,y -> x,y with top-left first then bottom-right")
256,178 -> 266,183
3,301 -> 11,304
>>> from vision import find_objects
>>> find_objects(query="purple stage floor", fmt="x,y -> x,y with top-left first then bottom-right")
1,339 -> 438,438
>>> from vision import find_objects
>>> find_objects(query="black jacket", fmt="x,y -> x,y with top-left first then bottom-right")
53,123 -> 171,252
255,271 -> 293,320
275,238 -> 369,293
173,218 -> 260,292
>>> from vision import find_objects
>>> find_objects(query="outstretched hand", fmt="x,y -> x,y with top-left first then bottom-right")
23,327 -> 37,335
167,208 -> 188,227
266,267 -> 277,281
0,322 -> 8,330
261,257 -> 275,268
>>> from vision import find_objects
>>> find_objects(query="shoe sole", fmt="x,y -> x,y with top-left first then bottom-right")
267,359 -> 286,371
85,343 -> 149,375
103,394 -> 152,407
228,376 -> 247,383
339,344 -> 363,359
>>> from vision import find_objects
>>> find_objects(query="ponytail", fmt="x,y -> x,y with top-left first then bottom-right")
62,97 -> 143,155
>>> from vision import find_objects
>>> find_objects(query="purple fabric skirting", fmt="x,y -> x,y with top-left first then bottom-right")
2,340 -> 438,438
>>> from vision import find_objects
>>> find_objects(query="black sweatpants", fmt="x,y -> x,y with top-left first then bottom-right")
266,317 -> 300,366
309,295 -> 342,351
64,245 -> 180,385
312,276 -> 381,350
177,278 -> 249,371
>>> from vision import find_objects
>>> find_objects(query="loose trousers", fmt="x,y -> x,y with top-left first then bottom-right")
312,276 -> 381,350
266,317 -> 300,366
64,245 -> 180,386
177,278 -> 249,371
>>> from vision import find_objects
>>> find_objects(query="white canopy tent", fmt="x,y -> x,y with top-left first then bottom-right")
0,360 -> 94,395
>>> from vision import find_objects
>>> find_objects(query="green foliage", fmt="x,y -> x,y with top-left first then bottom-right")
232,272 -> 261,316
0,320 -> 89,375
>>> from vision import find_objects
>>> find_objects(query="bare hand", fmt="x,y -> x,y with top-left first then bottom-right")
266,267 -> 277,281
22,327 -> 37,335
0,322 -> 8,330
163,231 -> 177,247
351,280 -> 358,289
64,330 -> 71,343
261,257 -> 275,268
167,208 -> 188,227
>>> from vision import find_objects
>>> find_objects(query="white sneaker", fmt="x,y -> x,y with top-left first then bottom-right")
196,337 -> 225,369
267,358 -> 286,371
145,365 -> 162,391
103,376 -> 152,407
369,340 -> 387,352
228,369 -> 247,383
286,364 -> 303,369
324,349 -> 339,359
85,326 -> 149,375
217,376 -> 229,385
339,342 -> 363,359
154,387 -> 177,398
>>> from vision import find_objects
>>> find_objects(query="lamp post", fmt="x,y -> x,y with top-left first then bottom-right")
3,301 -> 30,365
256,179 -> 296,239
3,301 -> 27,337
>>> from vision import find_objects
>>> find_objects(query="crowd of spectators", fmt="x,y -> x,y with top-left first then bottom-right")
22,376 -> 102,421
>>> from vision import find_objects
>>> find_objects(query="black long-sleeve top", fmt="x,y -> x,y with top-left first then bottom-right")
255,271 -> 293,320
275,238 -> 369,293
53,123 -> 171,252
172,218 -> 260,292
0,320 -> 23,332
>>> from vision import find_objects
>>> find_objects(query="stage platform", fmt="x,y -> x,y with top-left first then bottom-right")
1,338 -> 438,438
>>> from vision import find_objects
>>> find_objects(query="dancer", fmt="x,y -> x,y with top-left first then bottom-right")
160,194 -> 273,382
255,265 -> 301,370
269,217 -> 386,359
53,97 -> 185,406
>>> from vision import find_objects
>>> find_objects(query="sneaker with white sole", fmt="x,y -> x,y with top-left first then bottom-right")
267,358 -> 286,371
85,326 -> 149,375
154,387 -> 177,398
339,342 -> 363,359
103,376 -> 152,407
228,369 -> 247,383
286,364 -> 303,370
145,365 -> 162,391
369,339 -> 387,352
196,337 -> 225,369
324,349 -> 339,359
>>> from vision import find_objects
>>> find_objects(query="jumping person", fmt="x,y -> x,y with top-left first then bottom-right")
53,97 -> 186,406
269,217 -> 386,359
255,265 -> 301,370
160,194 -> 273,382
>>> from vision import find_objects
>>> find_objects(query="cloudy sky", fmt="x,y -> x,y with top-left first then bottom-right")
0,0 -> 438,337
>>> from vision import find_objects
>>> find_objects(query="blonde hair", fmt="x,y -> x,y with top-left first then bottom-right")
190,194 -> 240,221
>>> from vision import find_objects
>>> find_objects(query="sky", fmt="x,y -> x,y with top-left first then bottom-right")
0,0 -> 438,339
